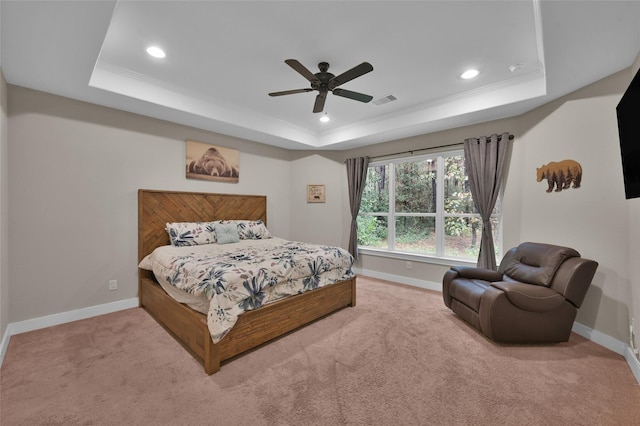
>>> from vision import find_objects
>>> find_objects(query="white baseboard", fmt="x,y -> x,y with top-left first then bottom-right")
357,268 -> 640,385
571,321 -> 627,355
624,345 -> 640,385
0,298 -> 138,367
354,267 -> 442,292
2,282 -> 640,386
0,328 -> 11,369
572,321 -> 640,385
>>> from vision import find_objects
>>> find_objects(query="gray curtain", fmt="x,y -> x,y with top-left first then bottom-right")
346,157 -> 370,259
464,133 -> 511,270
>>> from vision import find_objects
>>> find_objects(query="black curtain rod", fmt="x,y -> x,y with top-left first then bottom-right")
367,134 -> 514,162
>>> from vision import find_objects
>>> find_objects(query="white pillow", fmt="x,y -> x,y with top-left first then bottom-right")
166,222 -> 216,246
236,220 -> 272,240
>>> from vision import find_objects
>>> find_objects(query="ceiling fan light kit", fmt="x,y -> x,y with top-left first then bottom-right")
269,59 -> 374,113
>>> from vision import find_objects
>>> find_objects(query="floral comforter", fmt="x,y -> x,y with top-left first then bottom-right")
139,237 -> 355,343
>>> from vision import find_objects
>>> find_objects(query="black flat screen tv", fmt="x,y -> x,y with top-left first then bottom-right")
616,67 -> 640,199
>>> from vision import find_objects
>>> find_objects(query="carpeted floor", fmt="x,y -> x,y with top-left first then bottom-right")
2,276 -> 639,425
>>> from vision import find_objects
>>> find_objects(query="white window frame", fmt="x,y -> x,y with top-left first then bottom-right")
357,149 -> 502,266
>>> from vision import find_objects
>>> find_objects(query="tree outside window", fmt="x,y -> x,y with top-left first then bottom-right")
357,150 -> 501,261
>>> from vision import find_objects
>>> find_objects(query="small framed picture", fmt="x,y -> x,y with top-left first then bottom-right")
307,184 -> 326,203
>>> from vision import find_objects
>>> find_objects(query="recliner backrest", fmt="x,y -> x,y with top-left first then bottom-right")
498,242 -> 580,287
548,256 -> 598,308
498,242 -> 598,308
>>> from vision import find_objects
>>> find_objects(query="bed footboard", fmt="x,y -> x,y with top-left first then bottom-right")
140,278 -> 215,367
140,276 -> 356,374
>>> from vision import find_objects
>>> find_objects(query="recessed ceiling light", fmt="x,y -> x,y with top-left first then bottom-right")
320,114 -> 330,123
146,46 -> 166,59
460,69 -> 479,79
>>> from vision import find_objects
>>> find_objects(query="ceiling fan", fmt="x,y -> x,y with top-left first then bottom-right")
268,59 -> 374,113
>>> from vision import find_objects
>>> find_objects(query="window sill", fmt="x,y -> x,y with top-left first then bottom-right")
357,247 -> 477,268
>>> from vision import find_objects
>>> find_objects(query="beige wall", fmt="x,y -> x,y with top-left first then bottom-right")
0,69 -> 8,339
7,86 -> 294,322
4,63 -> 638,347
513,70 -> 631,341
288,152 -> 347,248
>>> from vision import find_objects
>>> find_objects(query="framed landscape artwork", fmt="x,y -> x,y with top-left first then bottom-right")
186,140 -> 239,183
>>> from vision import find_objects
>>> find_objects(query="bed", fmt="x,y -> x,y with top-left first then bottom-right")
138,189 -> 357,374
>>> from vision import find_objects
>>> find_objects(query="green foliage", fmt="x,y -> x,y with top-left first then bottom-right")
396,216 -> 433,243
357,216 -> 387,247
444,192 -> 478,239
360,165 -> 389,213
443,156 -> 477,240
395,160 -> 436,213
357,153 -> 496,258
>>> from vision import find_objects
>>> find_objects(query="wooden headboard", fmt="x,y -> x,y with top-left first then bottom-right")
138,189 -> 267,265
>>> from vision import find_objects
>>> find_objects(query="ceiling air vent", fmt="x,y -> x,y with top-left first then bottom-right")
372,95 -> 397,106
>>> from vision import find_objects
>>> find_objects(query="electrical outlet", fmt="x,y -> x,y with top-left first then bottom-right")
406,261 -> 412,270
108,280 -> 118,291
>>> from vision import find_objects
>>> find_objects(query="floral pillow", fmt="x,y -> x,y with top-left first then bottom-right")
236,220 -> 272,240
166,222 -> 216,246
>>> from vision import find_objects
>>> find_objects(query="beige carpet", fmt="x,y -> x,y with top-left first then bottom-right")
2,276 -> 639,425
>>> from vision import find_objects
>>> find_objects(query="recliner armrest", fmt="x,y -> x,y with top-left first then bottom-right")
490,282 -> 565,312
450,266 -> 503,282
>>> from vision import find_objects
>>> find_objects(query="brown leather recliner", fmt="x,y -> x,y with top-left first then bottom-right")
442,242 -> 598,343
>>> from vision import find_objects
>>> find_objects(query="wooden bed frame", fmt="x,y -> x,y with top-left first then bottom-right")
138,189 -> 356,374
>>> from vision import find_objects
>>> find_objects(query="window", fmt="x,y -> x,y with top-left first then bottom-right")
357,149 -> 501,261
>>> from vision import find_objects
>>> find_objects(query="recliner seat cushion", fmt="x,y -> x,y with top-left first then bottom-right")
501,242 -> 580,287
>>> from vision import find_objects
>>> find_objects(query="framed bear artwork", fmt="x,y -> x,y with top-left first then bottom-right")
186,140 -> 240,183
307,184 -> 326,203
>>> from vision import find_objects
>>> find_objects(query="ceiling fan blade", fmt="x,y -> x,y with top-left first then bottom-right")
328,62 -> 373,90
285,59 -> 319,83
268,88 -> 313,97
313,91 -> 327,113
332,88 -> 373,103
